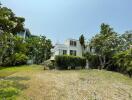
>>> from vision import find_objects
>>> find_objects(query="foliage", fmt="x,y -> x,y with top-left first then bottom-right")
0,86 -> 20,99
79,34 -> 85,56
0,80 -> 27,99
12,53 -> 28,66
0,6 -> 25,34
84,52 -> 100,69
85,23 -> 132,77
0,4 -> 52,66
120,31 -> 132,50
113,49 -> 132,77
55,55 -> 86,69
26,36 -> 52,64
0,4 -> 27,66
89,23 -> 121,69
0,33 -> 28,66
79,34 -> 85,46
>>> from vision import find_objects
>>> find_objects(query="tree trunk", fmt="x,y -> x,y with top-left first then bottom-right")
102,55 -> 106,69
82,46 -> 83,56
98,55 -> 106,70
0,56 -> 2,65
99,56 -> 102,70
86,60 -> 89,69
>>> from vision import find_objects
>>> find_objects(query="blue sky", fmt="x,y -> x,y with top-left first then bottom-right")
1,0 -> 132,43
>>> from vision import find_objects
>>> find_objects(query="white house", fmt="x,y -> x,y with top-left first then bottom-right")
50,39 -> 83,60
17,28 -> 31,39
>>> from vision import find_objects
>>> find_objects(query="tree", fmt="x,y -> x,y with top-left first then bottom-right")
0,6 -> 25,34
89,23 -> 120,69
0,4 -> 26,66
0,3 -> 52,66
0,33 -> 28,66
0,33 -> 11,65
26,35 -> 52,64
120,31 -> 132,51
79,34 -> 85,56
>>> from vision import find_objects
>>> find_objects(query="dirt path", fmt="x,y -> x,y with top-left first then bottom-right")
9,70 -> 132,100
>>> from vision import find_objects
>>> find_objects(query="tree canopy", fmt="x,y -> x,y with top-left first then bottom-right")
85,23 -> 132,77
0,4 -> 52,66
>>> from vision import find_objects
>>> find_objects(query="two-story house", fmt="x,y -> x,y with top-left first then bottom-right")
50,39 -> 82,60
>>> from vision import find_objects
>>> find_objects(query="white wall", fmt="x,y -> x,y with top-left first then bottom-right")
17,31 -> 26,39
65,39 -> 82,57
53,44 -> 68,56
51,39 -> 83,60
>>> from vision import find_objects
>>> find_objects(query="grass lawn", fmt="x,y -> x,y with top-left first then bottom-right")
0,65 -> 132,100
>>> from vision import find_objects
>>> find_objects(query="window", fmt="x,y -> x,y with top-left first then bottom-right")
74,41 -> 76,46
70,50 -> 76,56
63,50 -> 67,55
70,40 -> 76,46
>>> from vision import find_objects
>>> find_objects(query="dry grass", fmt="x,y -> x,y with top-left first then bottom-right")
1,66 -> 132,100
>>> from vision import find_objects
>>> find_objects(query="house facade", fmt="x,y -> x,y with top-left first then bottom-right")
17,28 -> 31,39
51,39 -> 83,60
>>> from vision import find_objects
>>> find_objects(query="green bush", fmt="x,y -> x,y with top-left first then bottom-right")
12,53 -> 28,66
2,53 -> 28,66
113,49 -> 132,77
88,55 -> 99,69
55,55 -> 86,70
84,52 -> 100,69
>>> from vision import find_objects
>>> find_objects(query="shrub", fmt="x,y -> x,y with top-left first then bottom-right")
89,54 -> 100,69
12,53 -> 28,66
113,49 -> 132,77
55,55 -> 86,70
2,57 -> 12,67
84,52 -> 100,69
2,53 -> 28,66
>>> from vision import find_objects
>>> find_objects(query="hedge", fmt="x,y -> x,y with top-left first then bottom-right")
55,55 -> 86,69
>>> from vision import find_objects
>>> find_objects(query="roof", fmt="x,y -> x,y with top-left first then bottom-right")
66,38 -> 79,41
55,43 -> 67,47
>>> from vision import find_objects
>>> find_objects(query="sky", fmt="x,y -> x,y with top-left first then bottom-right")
1,0 -> 132,43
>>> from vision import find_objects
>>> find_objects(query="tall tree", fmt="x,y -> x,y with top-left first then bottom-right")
79,34 -> 85,56
90,23 -> 120,69
0,4 -> 26,66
